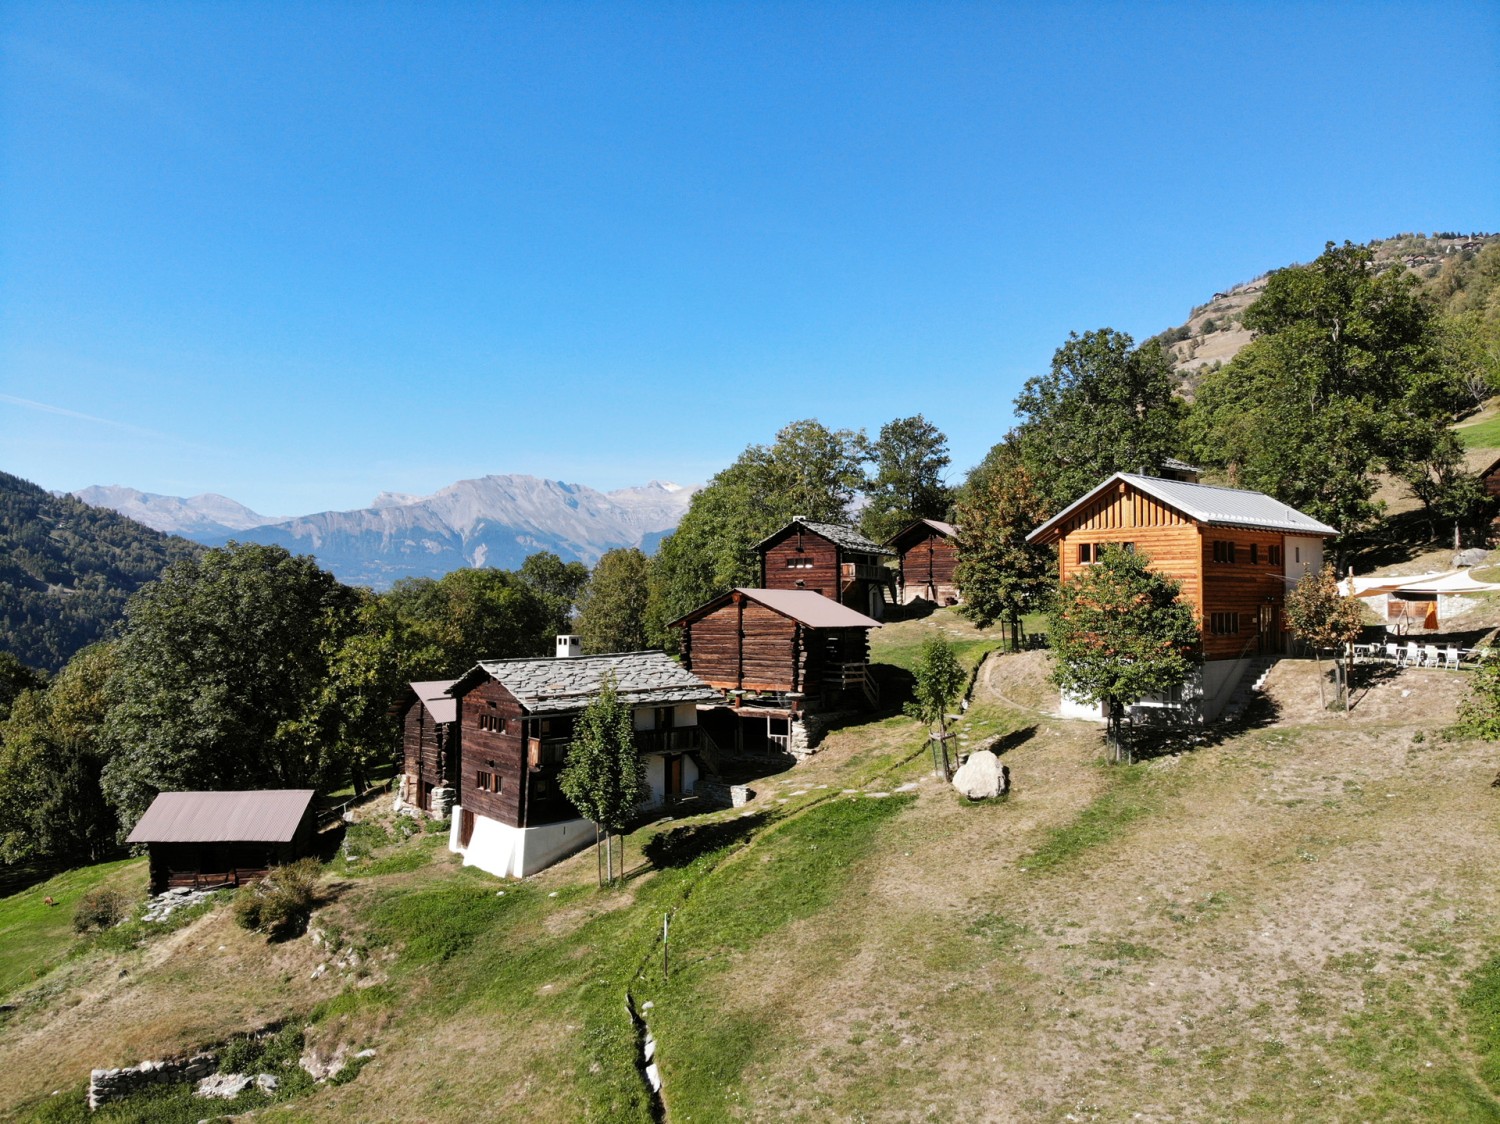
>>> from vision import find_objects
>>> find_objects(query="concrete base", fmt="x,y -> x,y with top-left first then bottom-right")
449,809 -> 594,879
1059,657 -> 1258,726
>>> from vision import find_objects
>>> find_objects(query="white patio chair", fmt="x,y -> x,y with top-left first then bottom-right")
1385,642 -> 1401,664
1406,641 -> 1421,666
1445,645 -> 1461,669
1424,644 -> 1440,667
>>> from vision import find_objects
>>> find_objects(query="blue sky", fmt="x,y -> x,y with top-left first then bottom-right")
3,2 -> 1497,516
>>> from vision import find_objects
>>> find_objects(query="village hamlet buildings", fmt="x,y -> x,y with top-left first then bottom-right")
126,789 -> 318,894
1026,472 -> 1337,723
444,644 -> 721,879
670,587 -> 882,758
885,518 -> 960,607
754,517 -> 897,620
394,679 -> 458,819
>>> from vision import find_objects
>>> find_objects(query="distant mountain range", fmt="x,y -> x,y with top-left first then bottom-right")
72,475 -> 698,589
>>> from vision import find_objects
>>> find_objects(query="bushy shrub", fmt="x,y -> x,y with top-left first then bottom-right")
341,821 -> 389,858
72,888 -> 129,933
231,859 -> 321,939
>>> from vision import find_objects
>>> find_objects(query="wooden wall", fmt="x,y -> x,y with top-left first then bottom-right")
682,598 -> 802,692
761,526 -> 840,599
401,699 -> 449,806
457,678 -> 526,828
900,530 -> 958,600
1053,481 -> 1300,661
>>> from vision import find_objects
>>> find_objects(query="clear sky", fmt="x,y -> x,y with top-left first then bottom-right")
3,2 -> 1497,516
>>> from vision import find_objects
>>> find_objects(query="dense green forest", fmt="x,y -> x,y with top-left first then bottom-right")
0,472 -> 202,673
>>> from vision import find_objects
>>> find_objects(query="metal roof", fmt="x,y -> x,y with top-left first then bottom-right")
753,518 -> 894,556
450,651 -> 722,714
409,679 -> 458,725
126,790 -> 316,844
667,587 -> 885,630
1026,473 -> 1338,544
884,518 -> 958,551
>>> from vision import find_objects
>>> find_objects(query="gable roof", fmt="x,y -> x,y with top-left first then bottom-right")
670,587 -> 884,630
449,651 -> 721,714
753,518 -> 894,556
1026,473 -> 1338,545
885,518 -> 959,552
126,790 -> 316,844
410,679 -> 458,725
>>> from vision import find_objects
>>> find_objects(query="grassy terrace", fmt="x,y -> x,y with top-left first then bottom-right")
4,612 -> 1500,1120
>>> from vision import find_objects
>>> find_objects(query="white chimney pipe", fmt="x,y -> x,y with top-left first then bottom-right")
556,635 -> 582,659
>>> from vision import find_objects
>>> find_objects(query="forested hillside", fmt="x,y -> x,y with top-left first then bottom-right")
0,473 -> 201,672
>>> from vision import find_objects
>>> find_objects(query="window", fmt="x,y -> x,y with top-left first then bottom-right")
1122,542 -> 1136,554
786,556 -> 814,569
1077,543 -> 1094,564
1295,546 -> 1302,563
1250,544 -> 1259,565
1269,545 -> 1283,565
477,713 -> 506,732
1212,540 -> 1237,564
474,770 -> 501,794
1209,612 -> 1241,635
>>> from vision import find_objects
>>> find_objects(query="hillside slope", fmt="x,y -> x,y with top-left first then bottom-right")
0,472 -> 202,671
1155,231 -> 1500,399
8,614 -> 1500,1122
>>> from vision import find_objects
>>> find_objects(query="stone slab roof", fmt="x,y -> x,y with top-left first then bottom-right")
450,651 -> 721,714
753,518 -> 894,556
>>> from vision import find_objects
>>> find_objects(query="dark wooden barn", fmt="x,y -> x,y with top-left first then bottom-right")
670,587 -> 882,756
885,518 -> 960,606
127,790 -> 317,894
397,679 -> 458,816
754,518 -> 896,619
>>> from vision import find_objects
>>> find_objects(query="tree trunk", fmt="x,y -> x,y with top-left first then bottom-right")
1312,650 -> 1326,708
604,832 -> 614,887
595,823 -> 603,888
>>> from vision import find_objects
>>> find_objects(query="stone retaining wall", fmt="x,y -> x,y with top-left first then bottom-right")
88,1054 -> 215,1110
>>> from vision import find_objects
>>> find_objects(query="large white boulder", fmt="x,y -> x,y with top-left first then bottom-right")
952,749 -> 1005,800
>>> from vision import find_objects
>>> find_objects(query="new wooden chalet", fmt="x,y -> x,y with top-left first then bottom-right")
395,679 -> 458,818
670,587 -> 882,757
885,519 -> 960,606
754,518 -> 896,620
126,790 -> 318,894
445,650 -> 721,879
1026,473 -> 1337,721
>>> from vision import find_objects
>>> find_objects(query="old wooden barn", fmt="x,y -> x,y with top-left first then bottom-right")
395,679 -> 458,818
670,587 -> 882,756
754,517 -> 896,619
885,518 -> 960,606
126,789 -> 317,894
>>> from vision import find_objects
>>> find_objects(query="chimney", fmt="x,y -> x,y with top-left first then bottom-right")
556,634 -> 581,659
794,514 -> 807,522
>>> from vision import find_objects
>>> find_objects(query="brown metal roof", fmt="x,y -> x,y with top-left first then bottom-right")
884,518 -> 958,551
670,587 -> 883,630
410,679 -> 458,725
126,790 -> 316,844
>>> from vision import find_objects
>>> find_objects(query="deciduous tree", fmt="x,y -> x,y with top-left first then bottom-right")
557,675 -> 645,885
1284,564 -> 1365,710
576,548 -> 652,654
904,635 -> 967,775
860,415 -> 952,543
953,443 -> 1052,647
1047,546 -> 1201,763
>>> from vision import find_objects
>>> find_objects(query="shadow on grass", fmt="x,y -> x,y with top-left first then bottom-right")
981,724 -> 1037,756
1128,691 -> 1284,759
641,813 -> 771,870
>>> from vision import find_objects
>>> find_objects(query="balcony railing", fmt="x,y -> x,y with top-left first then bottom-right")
632,727 -> 701,754
841,562 -> 892,583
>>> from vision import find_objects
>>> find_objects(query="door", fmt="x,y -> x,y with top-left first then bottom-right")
664,754 -> 684,799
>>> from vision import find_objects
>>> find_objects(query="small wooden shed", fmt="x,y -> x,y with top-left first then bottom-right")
127,790 -> 318,894
885,519 -> 960,606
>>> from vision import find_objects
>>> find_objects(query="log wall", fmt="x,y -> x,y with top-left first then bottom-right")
761,526 -> 840,599
457,678 -> 526,828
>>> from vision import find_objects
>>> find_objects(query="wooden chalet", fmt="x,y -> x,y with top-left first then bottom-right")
1027,473 -> 1337,721
885,518 -> 960,606
670,587 -> 882,756
445,650 -> 721,879
395,679 -> 458,818
754,518 -> 896,620
126,790 -> 317,894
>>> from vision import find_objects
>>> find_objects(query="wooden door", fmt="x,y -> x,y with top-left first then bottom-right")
664,755 -> 684,797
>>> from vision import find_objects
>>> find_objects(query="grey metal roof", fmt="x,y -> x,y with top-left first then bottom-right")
410,679 -> 458,725
1026,473 -> 1338,544
451,651 -> 721,714
753,518 -> 895,556
126,790 -> 316,844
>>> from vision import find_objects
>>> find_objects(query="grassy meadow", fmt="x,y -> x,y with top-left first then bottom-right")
3,610 -> 1500,1120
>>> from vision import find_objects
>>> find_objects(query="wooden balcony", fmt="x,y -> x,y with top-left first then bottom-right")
841,562 -> 892,583
632,727 -> 701,754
